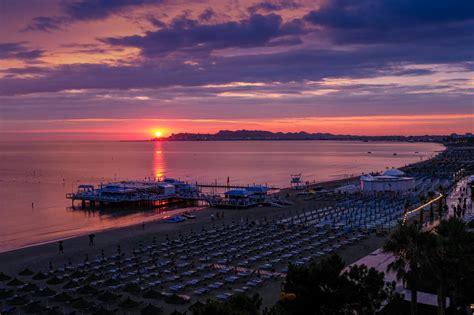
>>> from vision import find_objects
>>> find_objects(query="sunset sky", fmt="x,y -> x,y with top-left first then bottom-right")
0,0 -> 473,140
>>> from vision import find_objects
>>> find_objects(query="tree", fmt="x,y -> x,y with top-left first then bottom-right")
431,218 -> 474,315
272,254 -> 396,315
191,293 -> 262,315
383,222 -> 436,315
342,264 -> 397,314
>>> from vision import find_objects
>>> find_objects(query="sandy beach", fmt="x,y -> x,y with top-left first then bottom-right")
0,145 -> 450,314
0,176 -> 388,314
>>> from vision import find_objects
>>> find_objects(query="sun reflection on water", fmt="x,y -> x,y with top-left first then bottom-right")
153,142 -> 166,180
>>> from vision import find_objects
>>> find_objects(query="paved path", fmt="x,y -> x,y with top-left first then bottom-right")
346,177 -> 472,307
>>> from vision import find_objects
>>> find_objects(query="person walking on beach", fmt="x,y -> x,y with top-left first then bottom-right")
58,241 -> 64,254
88,234 -> 95,246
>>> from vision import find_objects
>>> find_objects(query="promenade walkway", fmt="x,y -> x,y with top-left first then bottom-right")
346,176 -> 473,308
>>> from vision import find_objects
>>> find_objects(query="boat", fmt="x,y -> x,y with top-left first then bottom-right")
165,216 -> 186,223
183,212 -> 196,219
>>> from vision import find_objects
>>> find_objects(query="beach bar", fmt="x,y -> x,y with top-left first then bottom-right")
66,178 -> 202,207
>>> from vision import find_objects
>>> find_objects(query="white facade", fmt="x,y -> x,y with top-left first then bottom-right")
360,169 -> 415,192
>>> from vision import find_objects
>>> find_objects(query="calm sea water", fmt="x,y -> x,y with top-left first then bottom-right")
0,140 -> 443,252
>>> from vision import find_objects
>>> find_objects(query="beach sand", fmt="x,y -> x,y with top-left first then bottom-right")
0,176 -> 390,314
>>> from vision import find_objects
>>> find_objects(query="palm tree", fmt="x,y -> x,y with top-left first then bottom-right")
384,222 -> 436,315
431,218 -> 470,315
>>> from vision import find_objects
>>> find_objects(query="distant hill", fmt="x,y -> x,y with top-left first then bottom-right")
159,130 -> 462,142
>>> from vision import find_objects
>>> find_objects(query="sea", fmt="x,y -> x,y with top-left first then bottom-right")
0,140 -> 444,252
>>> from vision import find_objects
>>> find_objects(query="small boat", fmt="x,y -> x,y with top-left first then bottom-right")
165,216 -> 186,223
367,151 -> 372,154
393,153 -> 398,156
183,212 -> 196,219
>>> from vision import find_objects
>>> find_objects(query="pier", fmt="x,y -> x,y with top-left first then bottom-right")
66,179 -> 207,208
194,182 -> 279,190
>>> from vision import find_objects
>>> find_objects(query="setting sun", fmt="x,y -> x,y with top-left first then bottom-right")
155,131 -> 162,138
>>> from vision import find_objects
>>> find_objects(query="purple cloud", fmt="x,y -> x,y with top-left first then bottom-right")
0,42 -> 44,60
248,0 -> 300,13
102,13 -> 304,57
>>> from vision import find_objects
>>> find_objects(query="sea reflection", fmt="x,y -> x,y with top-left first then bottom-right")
153,141 -> 166,180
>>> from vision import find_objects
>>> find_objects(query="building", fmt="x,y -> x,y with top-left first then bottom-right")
360,169 -> 415,192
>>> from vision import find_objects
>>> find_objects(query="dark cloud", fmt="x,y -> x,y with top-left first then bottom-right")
305,0 -> 474,29
148,16 -> 166,28
24,0 -> 161,32
248,0 -> 300,14
304,0 -> 474,46
102,13 -> 304,57
0,42 -> 464,96
0,42 -> 44,60
62,0 -> 159,21
22,16 -> 65,32
198,8 -> 215,22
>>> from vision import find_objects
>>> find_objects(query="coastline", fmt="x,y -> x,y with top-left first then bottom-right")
0,143 -> 445,257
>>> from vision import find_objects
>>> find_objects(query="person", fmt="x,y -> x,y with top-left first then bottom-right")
211,213 -> 215,221
142,221 -> 145,230
58,241 -> 64,254
88,234 -> 95,246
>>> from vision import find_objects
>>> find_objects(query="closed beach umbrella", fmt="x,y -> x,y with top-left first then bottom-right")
8,295 -> 29,306
18,268 -> 34,276
32,272 -> 49,281
34,287 -> 56,297
77,284 -> 98,295
70,270 -> 85,279
97,291 -> 121,302
103,278 -> 120,287
63,280 -> 80,289
71,297 -> 92,310
92,306 -> 117,315
53,292 -> 73,303
123,283 -> 141,294
141,303 -> 163,315
24,301 -> 48,313
119,297 -> 140,309
47,276 -> 65,285
142,289 -> 163,300
0,272 -> 12,282
7,278 -> 24,287
19,283 -> 39,292
85,273 -> 101,282
0,288 -> 14,299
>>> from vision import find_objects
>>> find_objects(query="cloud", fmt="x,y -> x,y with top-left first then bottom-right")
62,0 -> 159,21
22,16 -> 66,32
24,0 -> 162,32
248,0 -> 300,13
198,8 -> 215,22
102,13 -> 304,57
304,0 -> 474,46
1,43 -> 468,97
0,42 -> 44,60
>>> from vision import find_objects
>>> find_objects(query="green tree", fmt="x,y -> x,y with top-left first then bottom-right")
383,222 -> 436,315
191,293 -> 262,315
431,218 -> 474,315
273,254 -> 395,315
